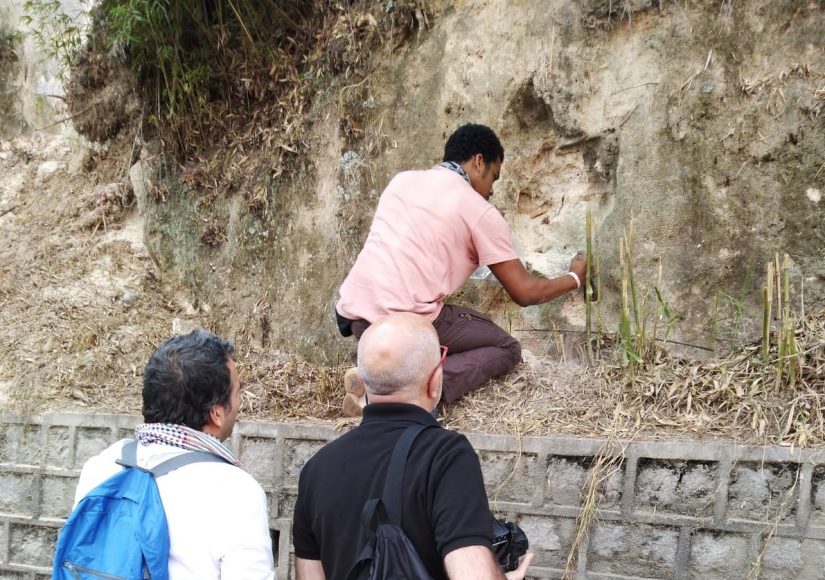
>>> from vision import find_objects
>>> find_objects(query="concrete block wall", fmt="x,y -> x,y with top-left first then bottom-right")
1,413 -> 824,579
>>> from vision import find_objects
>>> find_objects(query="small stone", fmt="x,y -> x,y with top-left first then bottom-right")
340,150 -> 360,175
37,161 -> 60,177
172,318 -> 198,336
701,83 -> 714,93
121,291 -> 138,306
129,159 -> 152,209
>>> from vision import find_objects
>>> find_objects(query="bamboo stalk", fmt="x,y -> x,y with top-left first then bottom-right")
775,253 -> 782,319
782,253 -> 797,386
762,261 -> 773,362
585,205 -> 594,363
595,220 -> 602,303
624,236 -> 642,357
652,259 -> 662,349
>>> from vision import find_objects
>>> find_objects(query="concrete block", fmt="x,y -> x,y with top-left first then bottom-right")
635,459 -> 717,517
516,514 -> 576,570
759,537 -> 802,579
588,522 -> 679,577
545,456 -> 623,509
0,521 -> 6,556
275,491 -> 298,520
479,451 -> 541,505
116,428 -> 133,441
269,527 -> 280,563
265,491 -> 276,526
799,539 -> 825,578
546,456 -> 587,506
8,523 -> 58,567
40,475 -> 78,518
0,473 -> 35,513
239,437 -> 280,484
74,428 -> 112,469
46,426 -> 71,468
688,530 -> 750,579
810,466 -> 825,525
286,552 -> 295,580
0,424 -> 43,466
727,463 -> 798,522
283,440 -> 326,487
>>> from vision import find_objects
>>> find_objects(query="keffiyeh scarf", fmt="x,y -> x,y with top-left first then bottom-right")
135,423 -> 239,466
439,161 -> 471,185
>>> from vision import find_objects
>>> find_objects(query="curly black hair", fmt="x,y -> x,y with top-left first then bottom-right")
443,123 -> 504,165
142,328 -> 235,430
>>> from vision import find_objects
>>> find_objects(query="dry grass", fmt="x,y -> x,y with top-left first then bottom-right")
745,464 -> 801,579
12,304 -> 820,449
600,310 -> 825,447
232,307 -> 824,449
739,63 -> 825,115
562,434 -> 627,578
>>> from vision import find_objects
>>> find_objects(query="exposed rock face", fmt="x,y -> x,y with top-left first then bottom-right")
8,1 -> 821,362
137,0 -> 824,360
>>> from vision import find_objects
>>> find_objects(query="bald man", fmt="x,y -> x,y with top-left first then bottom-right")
293,313 -> 532,580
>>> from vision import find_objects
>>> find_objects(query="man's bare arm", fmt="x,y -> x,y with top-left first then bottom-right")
444,546 -> 533,580
295,557 -> 326,580
489,254 -> 585,307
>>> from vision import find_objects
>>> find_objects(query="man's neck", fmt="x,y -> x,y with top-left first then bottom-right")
366,393 -> 433,413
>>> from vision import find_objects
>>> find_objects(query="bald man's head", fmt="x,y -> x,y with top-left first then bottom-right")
357,313 -> 441,396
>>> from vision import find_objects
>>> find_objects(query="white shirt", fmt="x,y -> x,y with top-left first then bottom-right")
74,439 -> 275,580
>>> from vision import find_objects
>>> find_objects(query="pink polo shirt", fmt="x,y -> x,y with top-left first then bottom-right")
336,166 -> 518,322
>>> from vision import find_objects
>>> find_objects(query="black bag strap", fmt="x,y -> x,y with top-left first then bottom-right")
346,424 -> 436,580
116,439 -> 231,477
382,424 -> 434,526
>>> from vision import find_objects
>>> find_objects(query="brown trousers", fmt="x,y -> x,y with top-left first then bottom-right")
351,304 -> 522,403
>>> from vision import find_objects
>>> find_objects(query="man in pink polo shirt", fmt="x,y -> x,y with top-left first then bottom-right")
336,124 -> 586,415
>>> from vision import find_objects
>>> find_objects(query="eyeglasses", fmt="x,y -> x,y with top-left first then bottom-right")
426,345 -> 449,385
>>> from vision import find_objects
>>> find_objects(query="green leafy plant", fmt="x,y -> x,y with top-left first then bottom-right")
763,253 -> 800,387
22,0 -> 90,79
614,218 -> 678,373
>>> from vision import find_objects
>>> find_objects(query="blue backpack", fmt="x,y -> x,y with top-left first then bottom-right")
53,440 -> 228,580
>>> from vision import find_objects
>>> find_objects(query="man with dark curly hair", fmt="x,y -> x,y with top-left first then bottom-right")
70,329 -> 275,579
336,124 -> 585,415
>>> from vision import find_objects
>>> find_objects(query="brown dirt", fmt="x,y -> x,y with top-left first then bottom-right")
65,46 -> 141,144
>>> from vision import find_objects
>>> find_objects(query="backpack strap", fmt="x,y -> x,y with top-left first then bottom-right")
149,450 -> 230,476
382,424 -> 435,527
118,439 -> 140,468
115,439 -> 231,477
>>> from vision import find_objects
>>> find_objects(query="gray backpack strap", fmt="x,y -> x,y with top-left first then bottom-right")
115,439 -> 231,477
149,450 -> 231,477
117,439 -> 139,468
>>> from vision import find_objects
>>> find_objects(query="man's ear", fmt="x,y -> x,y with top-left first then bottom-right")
427,367 -> 443,401
204,404 -> 225,437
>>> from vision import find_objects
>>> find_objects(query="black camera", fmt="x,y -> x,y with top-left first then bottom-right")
491,518 -> 529,572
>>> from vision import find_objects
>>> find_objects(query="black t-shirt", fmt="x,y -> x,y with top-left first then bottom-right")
292,404 -> 492,580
